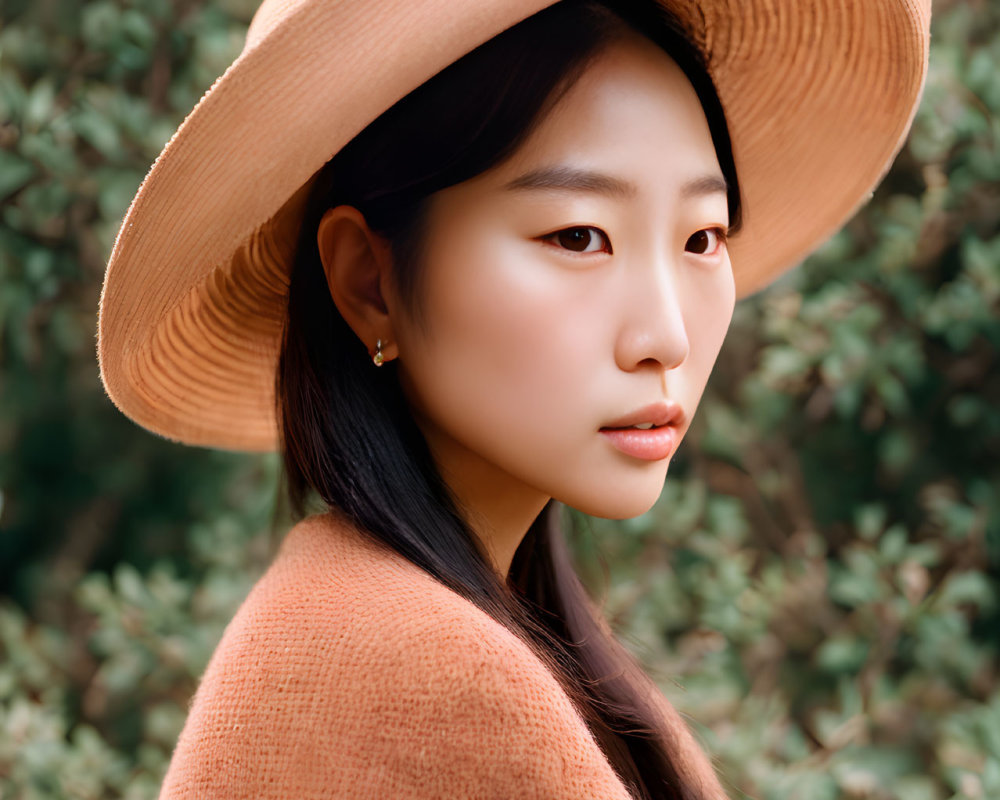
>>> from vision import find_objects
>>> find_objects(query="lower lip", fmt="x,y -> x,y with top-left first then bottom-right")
599,426 -> 679,461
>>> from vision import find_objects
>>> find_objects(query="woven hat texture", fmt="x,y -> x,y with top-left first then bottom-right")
97,0 -> 933,452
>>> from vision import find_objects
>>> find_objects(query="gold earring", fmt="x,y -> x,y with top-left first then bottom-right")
373,338 -> 385,367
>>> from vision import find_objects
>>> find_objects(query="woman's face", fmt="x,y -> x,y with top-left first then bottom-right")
387,33 -> 736,522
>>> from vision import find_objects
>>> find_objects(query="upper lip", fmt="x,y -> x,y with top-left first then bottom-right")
600,401 -> 686,430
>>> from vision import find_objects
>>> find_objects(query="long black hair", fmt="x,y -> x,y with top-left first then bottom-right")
277,2 -> 742,797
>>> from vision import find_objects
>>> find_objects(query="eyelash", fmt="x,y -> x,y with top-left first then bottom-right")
540,225 -> 729,257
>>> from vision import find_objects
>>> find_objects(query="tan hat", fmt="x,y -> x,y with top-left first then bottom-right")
97,0 -> 932,453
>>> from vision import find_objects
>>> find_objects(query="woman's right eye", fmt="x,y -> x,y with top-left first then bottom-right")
540,226 -> 612,254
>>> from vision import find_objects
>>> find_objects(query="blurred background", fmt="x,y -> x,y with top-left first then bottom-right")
1,0 -> 997,797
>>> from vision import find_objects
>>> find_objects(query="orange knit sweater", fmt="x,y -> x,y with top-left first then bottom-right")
159,513 -> 726,799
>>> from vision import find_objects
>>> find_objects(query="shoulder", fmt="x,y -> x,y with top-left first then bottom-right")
159,513 -> 635,799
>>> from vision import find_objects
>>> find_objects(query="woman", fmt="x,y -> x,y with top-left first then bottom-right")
97,0 -> 931,797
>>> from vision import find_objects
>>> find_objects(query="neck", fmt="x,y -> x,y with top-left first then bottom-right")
424,440 -> 550,582
452,476 -> 550,581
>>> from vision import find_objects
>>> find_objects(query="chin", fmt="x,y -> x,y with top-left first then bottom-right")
560,465 -> 669,520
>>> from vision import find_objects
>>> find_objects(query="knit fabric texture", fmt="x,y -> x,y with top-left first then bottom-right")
158,513 -> 709,798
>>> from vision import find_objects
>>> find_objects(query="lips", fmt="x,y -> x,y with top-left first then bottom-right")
599,401 -> 685,431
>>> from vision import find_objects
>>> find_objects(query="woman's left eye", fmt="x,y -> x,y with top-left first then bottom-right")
541,226 -> 612,254
685,227 -> 728,256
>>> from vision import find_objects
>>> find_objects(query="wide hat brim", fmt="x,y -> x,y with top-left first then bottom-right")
97,0 -> 932,453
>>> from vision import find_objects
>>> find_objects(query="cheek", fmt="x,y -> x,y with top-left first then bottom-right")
397,233 -> 592,449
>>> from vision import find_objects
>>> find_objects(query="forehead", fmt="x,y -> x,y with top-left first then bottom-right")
490,33 -> 723,196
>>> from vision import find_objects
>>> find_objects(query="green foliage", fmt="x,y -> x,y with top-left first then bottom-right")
2,0 -> 998,797
1,1 -> 279,796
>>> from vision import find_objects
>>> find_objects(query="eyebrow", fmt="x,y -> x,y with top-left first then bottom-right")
501,165 -> 729,201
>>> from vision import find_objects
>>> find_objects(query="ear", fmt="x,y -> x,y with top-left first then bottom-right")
316,205 -> 399,364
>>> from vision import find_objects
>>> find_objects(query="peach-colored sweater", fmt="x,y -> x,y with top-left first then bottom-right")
159,513 -> 723,799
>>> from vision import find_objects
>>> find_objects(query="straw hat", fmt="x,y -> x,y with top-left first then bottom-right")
97,0 -> 932,452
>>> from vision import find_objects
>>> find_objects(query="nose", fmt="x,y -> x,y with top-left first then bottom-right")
613,257 -> 689,372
